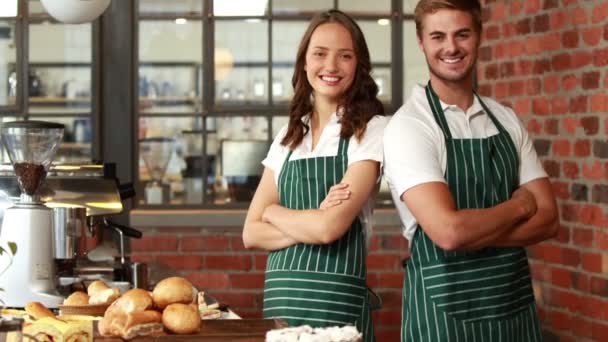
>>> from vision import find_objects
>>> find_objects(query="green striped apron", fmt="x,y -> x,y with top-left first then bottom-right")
401,84 -> 542,342
264,137 -> 375,342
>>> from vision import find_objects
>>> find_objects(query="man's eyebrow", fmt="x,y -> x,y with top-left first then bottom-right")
428,28 -> 472,35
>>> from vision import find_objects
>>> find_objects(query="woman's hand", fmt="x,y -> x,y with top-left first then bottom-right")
319,183 -> 351,210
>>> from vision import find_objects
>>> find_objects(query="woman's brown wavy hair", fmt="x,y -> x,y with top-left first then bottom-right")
280,9 -> 385,150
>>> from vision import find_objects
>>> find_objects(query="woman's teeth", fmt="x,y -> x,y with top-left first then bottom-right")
321,76 -> 340,82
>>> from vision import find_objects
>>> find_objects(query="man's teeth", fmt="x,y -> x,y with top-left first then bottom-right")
442,57 -> 463,64
321,76 -> 340,82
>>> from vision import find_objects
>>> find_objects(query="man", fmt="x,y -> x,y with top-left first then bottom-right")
383,0 -> 559,341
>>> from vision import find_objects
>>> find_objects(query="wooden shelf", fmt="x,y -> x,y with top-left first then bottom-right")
29,96 -> 91,104
59,142 -> 91,149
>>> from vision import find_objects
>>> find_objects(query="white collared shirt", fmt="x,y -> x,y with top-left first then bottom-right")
262,112 -> 389,245
383,84 -> 547,241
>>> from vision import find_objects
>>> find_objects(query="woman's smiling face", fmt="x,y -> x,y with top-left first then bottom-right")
305,22 -> 357,106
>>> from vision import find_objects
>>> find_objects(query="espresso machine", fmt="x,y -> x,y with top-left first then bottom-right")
0,120 -> 65,308
0,123 -> 144,308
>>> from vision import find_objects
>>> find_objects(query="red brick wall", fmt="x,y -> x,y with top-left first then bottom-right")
130,225 -> 407,341
478,0 -> 608,340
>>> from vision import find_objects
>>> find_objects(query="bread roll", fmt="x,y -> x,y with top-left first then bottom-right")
107,288 -> 153,314
152,277 -> 195,310
99,310 -> 163,339
87,280 -> 111,297
162,303 -> 200,334
24,302 -> 55,320
63,291 -> 89,306
88,288 -> 120,305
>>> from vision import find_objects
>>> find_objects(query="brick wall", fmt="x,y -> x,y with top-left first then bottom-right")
130,225 -> 407,341
478,0 -> 608,341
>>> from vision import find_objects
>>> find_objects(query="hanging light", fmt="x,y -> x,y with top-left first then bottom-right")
40,0 -> 111,24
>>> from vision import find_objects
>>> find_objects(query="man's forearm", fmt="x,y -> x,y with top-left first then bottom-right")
446,197 -> 532,250
402,182 -> 536,251
493,207 -> 559,247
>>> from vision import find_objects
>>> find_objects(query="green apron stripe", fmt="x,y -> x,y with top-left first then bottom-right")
264,296 -> 363,309
468,141 -> 480,208
264,314 -> 352,326
265,272 -> 367,286
264,306 -> 359,319
423,255 -> 528,285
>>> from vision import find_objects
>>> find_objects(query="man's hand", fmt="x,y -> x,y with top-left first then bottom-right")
319,183 -> 351,210
512,186 -> 537,219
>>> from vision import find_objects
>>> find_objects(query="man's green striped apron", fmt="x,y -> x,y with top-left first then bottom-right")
401,84 -> 542,342
264,137 -> 375,342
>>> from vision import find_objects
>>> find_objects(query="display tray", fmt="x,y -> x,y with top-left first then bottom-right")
95,318 -> 286,341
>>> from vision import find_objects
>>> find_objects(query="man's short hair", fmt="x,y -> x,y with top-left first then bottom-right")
414,0 -> 483,35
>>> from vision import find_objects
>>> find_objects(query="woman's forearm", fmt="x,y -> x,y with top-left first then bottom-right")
242,220 -> 299,251
262,204 -> 339,244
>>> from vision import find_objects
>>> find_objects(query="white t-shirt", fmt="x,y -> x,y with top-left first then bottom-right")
383,84 -> 548,241
262,112 -> 389,244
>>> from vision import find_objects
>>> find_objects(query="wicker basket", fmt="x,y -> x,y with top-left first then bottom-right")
58,304 -> 109,317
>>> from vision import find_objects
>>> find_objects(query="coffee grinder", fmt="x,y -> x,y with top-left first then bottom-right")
0,120 -> 65,308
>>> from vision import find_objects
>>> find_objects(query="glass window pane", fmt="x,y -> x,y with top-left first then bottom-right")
359,20 -> 391,103
216,20 -> 267,62
339,0 -> 391,14
212,116 -> 269,204
404,0 -> 418,14
139,0 -> 203,15
372,67 -> 391,103
214,0 -> 269,16
271,116 -> 288,137
272,0 -> 332,15
358,20 -> 391,63
0,1 -> 18,17
29,0 -> 46,15
138,117 -> 199,205
215,20 -> 268,105
0,21 -> 16,107
403,21 -> 428,99
180,129 -> 206,204
0,117 -> 18,163
272,21 -> 307,103
139,20 -> 203,113
215,67 -> 268,105
34,116 -> 92,164
29,23 -> 92,114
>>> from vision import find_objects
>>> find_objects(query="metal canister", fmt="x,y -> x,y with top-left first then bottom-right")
130,262 -> 148,290
52,206 -> 87,259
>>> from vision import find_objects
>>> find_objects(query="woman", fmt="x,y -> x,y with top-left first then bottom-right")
242,9 -> 387,342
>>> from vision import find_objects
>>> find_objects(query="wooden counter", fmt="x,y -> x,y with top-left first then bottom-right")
95,319 -> 286,341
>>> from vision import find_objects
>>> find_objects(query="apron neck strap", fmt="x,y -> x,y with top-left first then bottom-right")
425,82 -> 507,139
337,137 -> 349,156
425,82 -> 453,140
474,91 -> 508,134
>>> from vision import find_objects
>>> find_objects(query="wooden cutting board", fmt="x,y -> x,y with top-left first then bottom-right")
95,319 -> 287,341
